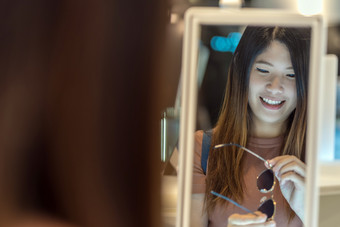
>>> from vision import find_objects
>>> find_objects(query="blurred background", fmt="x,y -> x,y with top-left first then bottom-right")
1,0 -> 340,227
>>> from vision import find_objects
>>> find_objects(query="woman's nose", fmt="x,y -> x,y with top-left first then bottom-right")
266,76 -> 283,94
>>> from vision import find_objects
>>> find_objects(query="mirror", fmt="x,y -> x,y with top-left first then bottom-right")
173,7 -> 325,227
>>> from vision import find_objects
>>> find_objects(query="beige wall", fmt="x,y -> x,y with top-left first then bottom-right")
319,194 -> 340,226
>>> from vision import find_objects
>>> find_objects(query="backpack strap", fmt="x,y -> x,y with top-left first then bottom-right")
201,130 -> 212,175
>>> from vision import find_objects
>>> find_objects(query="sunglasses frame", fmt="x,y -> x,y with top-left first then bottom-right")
257,168 -> 276,193
257,195 -> 276,221
213,143 -> 277,220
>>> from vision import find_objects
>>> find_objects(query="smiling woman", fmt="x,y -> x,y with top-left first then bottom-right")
248,40 -> 298,137
191,26 -> 310,227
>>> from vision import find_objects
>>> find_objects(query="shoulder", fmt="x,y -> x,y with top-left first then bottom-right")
194,130 -> 215,153
194,130 -> 204,157
195,130 -> 204,145
192,131 -> 208,193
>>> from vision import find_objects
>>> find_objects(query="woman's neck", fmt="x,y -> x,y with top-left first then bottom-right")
250,120 -> 286,138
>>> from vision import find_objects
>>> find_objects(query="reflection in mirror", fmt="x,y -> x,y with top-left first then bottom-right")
191,25 -> 311,227
163,8 -> 325,227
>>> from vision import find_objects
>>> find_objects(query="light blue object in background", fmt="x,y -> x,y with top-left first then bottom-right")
335,80 -> 340,159
210,32 -> 242,53
335,122 -> 340,159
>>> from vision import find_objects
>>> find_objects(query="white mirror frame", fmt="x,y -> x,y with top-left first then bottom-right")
177,7 -> 325,227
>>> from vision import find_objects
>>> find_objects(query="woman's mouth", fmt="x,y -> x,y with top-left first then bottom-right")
260,97 -> 285,110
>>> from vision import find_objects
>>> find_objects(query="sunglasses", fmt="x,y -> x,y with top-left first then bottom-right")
212,143 -> 276,220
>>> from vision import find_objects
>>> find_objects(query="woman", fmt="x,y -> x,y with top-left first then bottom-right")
192,26 -> 310,226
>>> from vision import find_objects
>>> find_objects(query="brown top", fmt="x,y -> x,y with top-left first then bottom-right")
192,130 -> 303,227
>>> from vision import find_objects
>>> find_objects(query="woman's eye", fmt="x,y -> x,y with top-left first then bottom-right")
256,67 -> 269,73
286,74 -> 295,78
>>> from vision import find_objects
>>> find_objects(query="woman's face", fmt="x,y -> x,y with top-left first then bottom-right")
248,40 -> 297,130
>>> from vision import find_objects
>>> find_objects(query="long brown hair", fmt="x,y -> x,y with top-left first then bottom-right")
205,27 -> 310,218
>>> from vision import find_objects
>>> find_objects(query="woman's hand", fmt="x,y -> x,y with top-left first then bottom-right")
228,211 -> 276,226
267,155 -> 306,222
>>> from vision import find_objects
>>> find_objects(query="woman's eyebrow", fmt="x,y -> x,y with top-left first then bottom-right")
255,60 -> 294,70
255,60 -> 273,66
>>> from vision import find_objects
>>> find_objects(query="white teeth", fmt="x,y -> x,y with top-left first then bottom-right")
262,97 -> 283,105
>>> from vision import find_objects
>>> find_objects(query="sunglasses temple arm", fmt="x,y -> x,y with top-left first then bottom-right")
214,143 -> 269,165
239,146 -> 268,164
210,191 -> 258,216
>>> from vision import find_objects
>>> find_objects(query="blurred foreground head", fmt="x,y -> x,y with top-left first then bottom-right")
0,0 -> 166,226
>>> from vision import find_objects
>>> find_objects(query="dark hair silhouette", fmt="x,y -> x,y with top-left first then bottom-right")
0,1 -> 166,226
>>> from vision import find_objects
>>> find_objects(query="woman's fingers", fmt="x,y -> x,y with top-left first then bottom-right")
280,171 -> 305,190
269,155 -> 305,171
228,212 -> 276,226
275,161 -> 305,179
265,155 -> 306,221
229,212 -> 266,225
229,222 -> 276,227
267,155 -> 306,179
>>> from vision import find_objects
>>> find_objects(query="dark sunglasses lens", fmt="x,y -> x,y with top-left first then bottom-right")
257,169 -> 274,192
257,199 -> 275,219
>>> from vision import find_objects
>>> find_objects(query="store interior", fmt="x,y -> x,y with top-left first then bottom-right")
161,0 -> 340,226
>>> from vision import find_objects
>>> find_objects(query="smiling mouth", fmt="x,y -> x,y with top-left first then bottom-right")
260,97 -> 285,109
